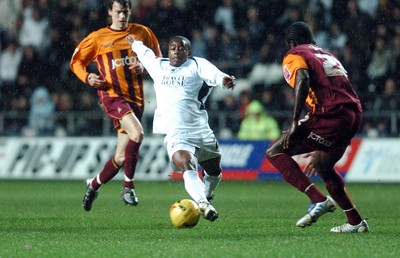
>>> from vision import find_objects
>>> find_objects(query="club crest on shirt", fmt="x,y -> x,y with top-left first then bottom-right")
102,43 -> 114,48
283,64 -> 291,83
117,106 -> 122,114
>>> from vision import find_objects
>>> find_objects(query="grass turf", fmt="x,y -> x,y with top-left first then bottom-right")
0,180 -> 399,258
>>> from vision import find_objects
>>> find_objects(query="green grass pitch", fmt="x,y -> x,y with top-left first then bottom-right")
0,180 -> 399,258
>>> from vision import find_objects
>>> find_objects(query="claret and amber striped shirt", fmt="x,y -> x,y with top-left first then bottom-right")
70,23 -> 161,107
282,44 -> 362,115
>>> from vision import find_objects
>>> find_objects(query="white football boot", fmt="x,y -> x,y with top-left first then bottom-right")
296,196 -> 336,228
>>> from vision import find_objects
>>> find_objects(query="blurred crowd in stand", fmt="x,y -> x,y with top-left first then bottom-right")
0,0 -> 399,138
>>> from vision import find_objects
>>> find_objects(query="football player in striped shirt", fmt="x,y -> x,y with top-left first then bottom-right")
70,0 -> 162,211
266,22 -> 368,233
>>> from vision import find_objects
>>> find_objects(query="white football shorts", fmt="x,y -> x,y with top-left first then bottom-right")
164,129 -> 221,171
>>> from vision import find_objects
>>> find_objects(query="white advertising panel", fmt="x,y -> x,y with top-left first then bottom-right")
346,139 -> 400,182
0,137 -> 171,180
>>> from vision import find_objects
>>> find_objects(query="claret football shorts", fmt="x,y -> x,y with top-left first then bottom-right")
295,104 -> 362,152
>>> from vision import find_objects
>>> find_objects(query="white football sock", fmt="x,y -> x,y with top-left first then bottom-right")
183,170 -> 208,203
203,171 -> 222,197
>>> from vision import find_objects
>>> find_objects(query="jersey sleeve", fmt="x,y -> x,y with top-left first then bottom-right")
70,33 -> 98,83
282,54 -> 308,88
131,40 -> 162,79
195,57 -> 228,88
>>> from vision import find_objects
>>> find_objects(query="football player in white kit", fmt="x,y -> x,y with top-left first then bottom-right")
127,35 -> 236,221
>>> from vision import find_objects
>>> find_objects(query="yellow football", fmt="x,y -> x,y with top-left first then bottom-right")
169,199 -> 201,228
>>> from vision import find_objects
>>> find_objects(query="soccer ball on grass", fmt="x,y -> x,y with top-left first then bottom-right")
169,199 -> 201,228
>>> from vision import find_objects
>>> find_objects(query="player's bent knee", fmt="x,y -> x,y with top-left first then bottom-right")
265,148 -> 274,159
205,168 -> 221,176
114,155 -> 125,166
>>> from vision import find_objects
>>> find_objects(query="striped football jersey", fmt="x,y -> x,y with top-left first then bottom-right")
70,23 -> 162,107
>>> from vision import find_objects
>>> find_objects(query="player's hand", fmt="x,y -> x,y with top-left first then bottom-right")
129,60 -> 145,74
126,35 -> 136,45
87,73 -> 108,90
223,76 -> 236,89
282,119 -> 298,149
303,152 -> 318,177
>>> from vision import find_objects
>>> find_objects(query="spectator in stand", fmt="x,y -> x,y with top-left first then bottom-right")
203,24 -> 220,61
54,91 -> 74,113
214,0 -> 236,36
17,45 -> 43,96
25,86 -> 55,136
366,37 -> 393,89
3,95 -> 28,135
311,20 -> 330,51
357,0 -> 379,18
390,34 -> 400,80
245,5 -> 266,50
18,6 -> 51,57
339,0 -> 373,68
328,23 -> 347,50
307,0 -> 333,30
236,26 -> 258,77
259,85 -> 282,111
237,99 -> 281,141
0,39 -> 23,109
190,28 -> 207,58
75,91 -> 102,136
0,0 -> 22,41
217,94 -> 240,138
373,77 -> 399,112
154,0 -> 184,43
215,31 -> 238,73
340,45 -> 364,92
238,89 -> 252,121
375,120 -> 390,137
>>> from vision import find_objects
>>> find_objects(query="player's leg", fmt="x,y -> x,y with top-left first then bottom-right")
172,150 -> 207,203
118,113 -> 143,206
314,150 -> 369,232
82,154 -> 122,211
266,138 -> 335,227
198,131 -> 223,203
200,156 -> 222,203
169,141 -> 218,221
266,138 -> 327,203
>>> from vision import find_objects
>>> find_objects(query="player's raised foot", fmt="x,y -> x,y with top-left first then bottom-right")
296,196 -> 336,228
82,179 -> 98,212
121,187 -> 139,206
198,201 -> 218,221
330,219 -> 369,233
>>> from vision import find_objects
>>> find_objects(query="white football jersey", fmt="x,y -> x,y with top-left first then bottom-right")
131,41 -> 229,134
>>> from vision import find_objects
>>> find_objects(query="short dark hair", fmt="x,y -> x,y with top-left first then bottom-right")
285,22 -> 315,45
107,0 -> 132,10
169,36 -> 191,51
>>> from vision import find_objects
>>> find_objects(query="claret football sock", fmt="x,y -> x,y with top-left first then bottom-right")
323,170 -> 363,224
269,154 -> 326,203
124,140 -> 140,188
92,156 -> 121,190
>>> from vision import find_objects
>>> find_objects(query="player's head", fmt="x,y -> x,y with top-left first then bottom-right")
107,0 -> 132,30
285,22 -> 315,49
168,36 -> 191,67
107,0 -> 132,9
